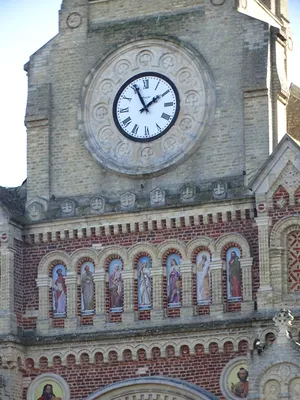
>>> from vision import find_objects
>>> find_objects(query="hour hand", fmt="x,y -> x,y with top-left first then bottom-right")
140,95 -> 160,113
132,84 -> 149,113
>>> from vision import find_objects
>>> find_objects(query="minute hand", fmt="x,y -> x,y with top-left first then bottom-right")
140,95 -> 160,113
133,84 -> 149,113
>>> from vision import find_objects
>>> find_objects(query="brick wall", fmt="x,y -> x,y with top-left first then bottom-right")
23,339 -> 249,400
21,216 -> 259,331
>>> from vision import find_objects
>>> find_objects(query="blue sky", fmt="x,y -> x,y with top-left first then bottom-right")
0,0 -> 299,187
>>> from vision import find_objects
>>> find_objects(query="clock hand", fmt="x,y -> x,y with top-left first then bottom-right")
140,95 -> 160,113
132,84 -> 149,113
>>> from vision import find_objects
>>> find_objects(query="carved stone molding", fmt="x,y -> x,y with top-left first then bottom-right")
79,38 -> 215,176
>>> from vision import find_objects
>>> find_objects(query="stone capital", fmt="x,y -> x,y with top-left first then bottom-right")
36,276 -> 51,288
93,270 -> 106,282
255,216 -> 272,227
240,257 -> 253,268
209,260 -> 223,271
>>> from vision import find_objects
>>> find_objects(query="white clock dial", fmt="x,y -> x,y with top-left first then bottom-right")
113,72 -> 180,142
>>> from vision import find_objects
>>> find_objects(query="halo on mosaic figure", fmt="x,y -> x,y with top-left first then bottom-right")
220,356 -> 249,400
27,373 -> 70,400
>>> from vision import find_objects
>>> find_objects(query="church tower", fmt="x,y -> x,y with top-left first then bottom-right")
0,0 -> 300,399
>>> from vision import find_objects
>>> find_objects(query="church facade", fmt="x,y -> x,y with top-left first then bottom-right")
1,0 -> 300,399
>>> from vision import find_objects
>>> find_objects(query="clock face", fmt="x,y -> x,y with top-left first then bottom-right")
113,72 -> 180,142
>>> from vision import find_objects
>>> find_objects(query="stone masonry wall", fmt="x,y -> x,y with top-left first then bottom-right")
26,1 -> 270,201
23,339 -> 249,400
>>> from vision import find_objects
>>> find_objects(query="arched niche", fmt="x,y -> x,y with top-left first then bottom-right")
27,373 -> 70,400
84,376 -> 218,400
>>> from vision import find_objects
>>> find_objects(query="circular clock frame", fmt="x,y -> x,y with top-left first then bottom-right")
113,72 -> 180,142
78,38 -> 215,176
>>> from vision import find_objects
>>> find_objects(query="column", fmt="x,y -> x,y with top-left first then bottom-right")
241,257 -> 255,312
36,275 -> 51,334
93,270 -> 106,328
210,260 -> 223,316
0,247 -> 18,334
180,261 -> 194,317
151,262 -> 164,321
122,269 -> 135,324
255,216 -> 273,309
269,247 -> 285,306
65,272 -> 79,331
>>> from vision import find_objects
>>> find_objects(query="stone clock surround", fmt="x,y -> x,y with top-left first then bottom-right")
78,38 -> 216,176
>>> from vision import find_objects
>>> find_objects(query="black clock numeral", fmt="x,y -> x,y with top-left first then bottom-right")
164,102 -> 173,107
143,79 -> 149,89
122,117 -> 132,127
161,112 -> 171,121
155,81 -> 160,91
144,126 -> 150,137
161,89 -> 170,97
122,95 -> 132,102
156,123 -> 162,133
120,107 -> 129,113
132,124 -> 139,134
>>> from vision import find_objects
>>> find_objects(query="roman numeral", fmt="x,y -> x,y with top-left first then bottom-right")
144,126 -> 150,136
132,124 -> 139,134
161,113 -> 171,121
161,89 -> 170,97
155,81 -> 160,90
120,107 -> 129,113
164,102 -> 173,107
156,123 -> 162,132
122,95 -> 132,102
122,117 -> 132,127
143,79 -> 149,89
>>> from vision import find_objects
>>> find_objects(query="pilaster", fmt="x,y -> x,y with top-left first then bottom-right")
180,261 -> 194,317
210,260 -> 224,317
65,273 -> 79,330
36,275 -> 51,334
269,246 -> 285,306
0,247 -> 18,334
151,263 -> 164,321
122,269 -> 135,324
255,216 -> 273,309
240,257 -> 255,312
93,270 -> 106,328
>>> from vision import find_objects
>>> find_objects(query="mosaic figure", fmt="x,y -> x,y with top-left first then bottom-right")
196,251 -> 210,304
138,256 -> 152,310
167,254 -> 181,307
109,259 -> 123,311
227,248 -> 242,300
230,367 -> 249,398
37,384 -> 62,400
52,265 -> 67,316
81,262 -> 95,314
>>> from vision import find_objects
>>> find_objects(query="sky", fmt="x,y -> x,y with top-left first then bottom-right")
0,0 -> 299,188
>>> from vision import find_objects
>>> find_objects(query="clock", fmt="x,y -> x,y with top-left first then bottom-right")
79,39 -> 215,176
113,72 -> 180,142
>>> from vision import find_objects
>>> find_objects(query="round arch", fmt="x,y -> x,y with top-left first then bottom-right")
84,376 -> 218,400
